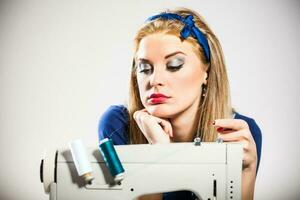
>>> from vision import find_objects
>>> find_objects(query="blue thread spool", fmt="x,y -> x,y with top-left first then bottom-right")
99,138 -> 125,182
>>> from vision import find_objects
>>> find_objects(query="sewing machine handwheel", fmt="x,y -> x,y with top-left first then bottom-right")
40,159 -> 44,183
41,149 -> 57,194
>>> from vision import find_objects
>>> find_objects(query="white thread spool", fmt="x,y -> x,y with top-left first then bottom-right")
69,139 -> 94,184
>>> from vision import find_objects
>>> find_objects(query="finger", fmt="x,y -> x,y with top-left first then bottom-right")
242,153 -> 254,169
159,120 -> 168,134
133,110 -> 145,120
168,123 -> 173,137
218,133 -> 253,154
152,116 -> 173,137
213,119 -> 249,131
134,110 -> 151,122
165,120 -> 173,137
141,109 -> 148,113
218,130 -> 250,142
133,111 -> 139,120
162,119 -> 173,137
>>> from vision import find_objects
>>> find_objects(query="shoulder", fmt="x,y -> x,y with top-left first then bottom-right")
234,112 -> 262,170
98,105 -> 129,145
100,105 -> 129,122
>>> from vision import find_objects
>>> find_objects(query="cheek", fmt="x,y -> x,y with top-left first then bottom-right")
173,72 -> 203,95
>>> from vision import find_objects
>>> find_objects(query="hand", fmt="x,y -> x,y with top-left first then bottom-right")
133,109 -> 173,144
213,119 -> 257,170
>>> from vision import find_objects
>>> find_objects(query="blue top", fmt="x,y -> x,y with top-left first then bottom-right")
98,105 -> 262,200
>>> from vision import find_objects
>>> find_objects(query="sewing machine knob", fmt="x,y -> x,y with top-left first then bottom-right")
40,159 -> 44,183
41,148 -> 57,194
216,137 -> 223,143
194,137 -> 201,146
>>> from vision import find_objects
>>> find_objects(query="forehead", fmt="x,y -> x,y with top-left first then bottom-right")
136,33 -> 197,60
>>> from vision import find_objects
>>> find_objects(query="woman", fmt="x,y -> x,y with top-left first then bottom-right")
98,7 -> 262,200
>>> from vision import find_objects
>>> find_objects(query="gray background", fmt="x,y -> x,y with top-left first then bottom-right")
0,0 -> 299,199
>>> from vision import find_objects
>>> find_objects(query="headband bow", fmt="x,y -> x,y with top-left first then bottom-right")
147,13 -> 210,62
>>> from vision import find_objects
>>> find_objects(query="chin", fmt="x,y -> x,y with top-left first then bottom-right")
146,104 -> 176,118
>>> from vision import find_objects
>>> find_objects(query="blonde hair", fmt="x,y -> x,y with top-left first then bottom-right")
128,7 -> 232,144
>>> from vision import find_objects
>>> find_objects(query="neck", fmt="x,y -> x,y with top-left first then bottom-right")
169,101 -> 201,142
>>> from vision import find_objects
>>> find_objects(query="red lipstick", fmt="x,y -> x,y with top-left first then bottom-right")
148,93 -> 170,104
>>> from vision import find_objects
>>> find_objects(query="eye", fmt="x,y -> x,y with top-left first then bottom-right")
166,57 -> 184,71
138,62 -> 152,74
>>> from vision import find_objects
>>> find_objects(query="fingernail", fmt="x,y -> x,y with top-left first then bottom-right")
217,127 -> 223,132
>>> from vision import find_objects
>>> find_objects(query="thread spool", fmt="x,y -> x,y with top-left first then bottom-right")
99,138 -> 125,182
69,140 -> 94,184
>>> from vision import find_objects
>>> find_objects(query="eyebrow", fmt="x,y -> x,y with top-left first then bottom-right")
165,51 -> 186,59
136,58 -> 152,65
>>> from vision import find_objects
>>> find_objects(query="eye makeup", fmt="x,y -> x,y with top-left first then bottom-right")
166,57 -> 185,71
137,60 -> 152,74
136,56 -> 185,74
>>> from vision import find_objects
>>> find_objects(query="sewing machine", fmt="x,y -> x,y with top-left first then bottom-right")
40,142 -> 242,200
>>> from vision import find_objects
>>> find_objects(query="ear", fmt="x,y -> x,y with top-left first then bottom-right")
203,72 -> 208,85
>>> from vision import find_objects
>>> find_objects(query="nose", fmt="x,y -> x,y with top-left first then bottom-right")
149,68 -> 165,87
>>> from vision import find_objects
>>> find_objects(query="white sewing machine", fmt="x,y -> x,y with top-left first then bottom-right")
40,142 -> 242,200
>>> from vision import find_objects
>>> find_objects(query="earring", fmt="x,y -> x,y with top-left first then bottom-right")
202,85 -> 207,97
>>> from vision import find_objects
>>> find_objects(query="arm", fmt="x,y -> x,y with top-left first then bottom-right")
98,105 -> 129,145
241,164 -> 257,200
133,109 -> 173,200
213,119 -> 258,200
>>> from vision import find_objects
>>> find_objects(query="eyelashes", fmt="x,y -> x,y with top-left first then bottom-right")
166,63 -> 183,71
137,58 -> 185,74
138,63 -> 152,73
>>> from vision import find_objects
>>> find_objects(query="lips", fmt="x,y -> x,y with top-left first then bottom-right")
148,93 -> 170,104
149,93 -> 168,98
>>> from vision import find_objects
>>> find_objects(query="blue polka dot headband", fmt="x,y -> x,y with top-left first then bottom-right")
147,13 -> 211,62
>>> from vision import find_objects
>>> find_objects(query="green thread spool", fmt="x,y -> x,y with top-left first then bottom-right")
99,138 -> 125,182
